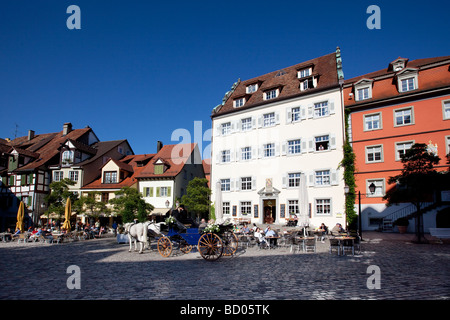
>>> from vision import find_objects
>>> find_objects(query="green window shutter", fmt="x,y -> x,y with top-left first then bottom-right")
21,174 -> 26,186
27,196 -> 32,206
149,187 -> 153,197
143,187 -> 148,197
9,176 -> 14,186
156,187 -> 160,197
28,173 -> 33,185
1,176 -> 6,186
167,187 -> 171,197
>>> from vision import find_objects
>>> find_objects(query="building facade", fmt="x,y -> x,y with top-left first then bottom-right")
211,49 -> 347,228
344,56 -> 450,232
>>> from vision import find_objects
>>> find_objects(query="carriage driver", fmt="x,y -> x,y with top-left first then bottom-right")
171,205 -> 198,228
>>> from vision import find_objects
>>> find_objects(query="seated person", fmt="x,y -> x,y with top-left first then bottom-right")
198,218 -> 207,232
254,228 -> 268,247
331,223 -> 345,236
241,224 -> 250,234
265,226 -> 278,247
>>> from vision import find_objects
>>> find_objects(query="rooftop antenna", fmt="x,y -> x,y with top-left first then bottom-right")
14,123 -> 19,139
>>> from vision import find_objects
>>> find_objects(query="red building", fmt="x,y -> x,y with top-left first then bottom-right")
344,56 -> 450,232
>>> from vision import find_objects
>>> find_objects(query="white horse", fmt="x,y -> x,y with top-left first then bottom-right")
124,221 -> 165,253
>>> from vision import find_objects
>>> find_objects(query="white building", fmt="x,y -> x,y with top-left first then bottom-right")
211,49 -> 347,229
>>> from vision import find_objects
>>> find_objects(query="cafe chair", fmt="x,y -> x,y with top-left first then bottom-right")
341,238 -> 355,256
329,238 -> 340,255
353,235 -> 362,254
304,237 -> 316,253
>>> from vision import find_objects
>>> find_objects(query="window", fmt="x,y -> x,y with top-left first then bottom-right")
287,139 -> 301,155
288,200 -> 299,215
241,147 -> 252,161
315,170 -> 331,186
316,199 -> 331,215
366,145 -> 383,163
396,141 -> 413,160
263,112 -> 276,127
288,173 -> 301,188
394,107 -> 413,126
291,107 -> 301,122
62,150 -> 74,164
69,171 -> 79,182
357,87 -> 370,101
443,100 -> 450,120
234,98 -> 245,108
53,171 -> 63,182
401,77 -> 415,92
221,150 -> 230,163
241,117 -> 252,131
265,89 -> 278,100
241,177 -> 252,190
240,201 -> 252,215
298,68 -> 311,78
246,84 -> 258,93
221,179 -> 230,192
103,171 -> 117,184
101,193 -> 109,203
367,179 -> 384,197
223,202 -> 230,215
263,143 -> 275,158
364,113 -> 381,131
160,187 -> 169,197
315,135 -> 329,151
221,122 -> 231,135
314,101 -> 329,118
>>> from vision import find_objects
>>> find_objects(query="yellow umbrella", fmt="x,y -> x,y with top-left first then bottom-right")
62,197 -> 72,232
16,201 -> 25,232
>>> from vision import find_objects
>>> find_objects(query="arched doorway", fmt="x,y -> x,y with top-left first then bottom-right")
436,207 -> 450,228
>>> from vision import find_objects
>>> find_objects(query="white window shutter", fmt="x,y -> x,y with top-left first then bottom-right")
230,179 -> 235,192
275,111 -> 280,125
331,169 -> 338,185
215,125 -> 221,137
286,108 -> 292,124
258,115 -> 262,128
235,148 -> 240,162
308,138 -> 314,152
252,177 -> 257,190
281,141 -> 287,156
301,139 -> 308,154
329,100 -> 335,115
216,152 -> 220,164
282,173 -> 287,189
252,146 -> 258,159
275,143 -> 280,157
258,146 -> 262,159
308,172 -> 315,187
308,105 -> 313,119
330,134 -> 336,150
235,178 -> 241,191
301,106 -> 307,120
230,150 -> 235,162
252,117 -> 256,129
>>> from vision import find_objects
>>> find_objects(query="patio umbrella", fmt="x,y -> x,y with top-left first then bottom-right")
16,201 -> 25,232
62,197 -> 72,232
299,173 -> 309,236
215,181 -> 223,224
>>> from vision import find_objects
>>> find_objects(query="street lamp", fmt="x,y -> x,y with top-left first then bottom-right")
345,183 -> 376,240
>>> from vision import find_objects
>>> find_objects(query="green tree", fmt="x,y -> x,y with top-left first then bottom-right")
75,191 -> 111,221
181,177 -> 211,219
44,178 -> 78,220
109,187 -> 154,223
383,143 -> 441,243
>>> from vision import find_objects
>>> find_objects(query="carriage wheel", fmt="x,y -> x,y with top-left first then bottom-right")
222,231 -> 238,256
198,233 -> 223,261
157,237 -> 173,257
180,241 -> 193,254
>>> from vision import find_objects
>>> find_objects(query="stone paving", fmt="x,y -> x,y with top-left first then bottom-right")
0,232 -> 449,301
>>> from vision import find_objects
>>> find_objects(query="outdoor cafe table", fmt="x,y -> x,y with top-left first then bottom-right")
265,236 -> 279,249
294,236 -> 315,252
0,232 -> 12,242
334,236 -> 356,256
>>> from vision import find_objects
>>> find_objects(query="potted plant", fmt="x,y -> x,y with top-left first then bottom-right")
394,217 -> 409,234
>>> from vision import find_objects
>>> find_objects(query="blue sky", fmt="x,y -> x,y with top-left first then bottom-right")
1,0 -> 449,157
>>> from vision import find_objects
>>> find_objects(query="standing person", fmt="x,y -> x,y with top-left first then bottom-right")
112,221 -> 118,236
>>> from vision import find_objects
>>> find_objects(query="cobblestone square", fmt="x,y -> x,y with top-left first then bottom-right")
0,232 -> 449,301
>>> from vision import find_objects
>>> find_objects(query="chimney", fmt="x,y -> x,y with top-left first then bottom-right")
63,122 -> 72,136
28,130 -> 35,141
157,141 -> 163,152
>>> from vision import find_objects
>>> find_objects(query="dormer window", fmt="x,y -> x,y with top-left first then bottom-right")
103,171 -> 117,184
154,164 -> 164,175
62,150 -> 74,165
246,84 -> 258,93
234,97 -> 245,108
298,68 -> 311,79
264,89 -> 279,100
396,69 -> 418,93
354,79 -> 373,101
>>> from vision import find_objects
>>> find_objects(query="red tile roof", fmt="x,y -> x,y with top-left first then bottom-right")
212,51 -> 340,117
136,143 -> 197,179
344,56 -> 450,108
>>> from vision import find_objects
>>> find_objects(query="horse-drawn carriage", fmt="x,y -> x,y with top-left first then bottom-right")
156,218 -> 238,261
